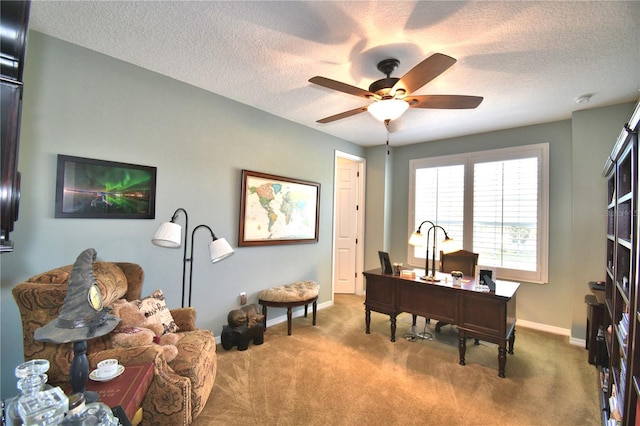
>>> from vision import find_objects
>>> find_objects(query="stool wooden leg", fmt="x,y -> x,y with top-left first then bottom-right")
304,304 -> 308,318
261,305 -> 268,332
312,300 -> 317,326
287,307 -> 293,335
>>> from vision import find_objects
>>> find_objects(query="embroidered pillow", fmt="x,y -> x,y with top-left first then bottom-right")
135,289 -> 179,334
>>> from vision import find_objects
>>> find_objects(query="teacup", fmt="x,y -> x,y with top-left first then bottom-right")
97,359 -> 118,377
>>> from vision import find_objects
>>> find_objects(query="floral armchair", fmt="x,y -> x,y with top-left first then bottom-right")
12,261 -> 216,425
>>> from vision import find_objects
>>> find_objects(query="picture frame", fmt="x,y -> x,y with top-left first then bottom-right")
476,266 -> 497,287
378,251 -> 393,274
239,169 -> 320,246
55,155 -> 157,219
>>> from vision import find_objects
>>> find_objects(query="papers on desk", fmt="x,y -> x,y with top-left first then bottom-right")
401,270 -> 416,278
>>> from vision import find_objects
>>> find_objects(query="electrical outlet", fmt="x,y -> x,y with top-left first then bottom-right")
239,292 -> 247,305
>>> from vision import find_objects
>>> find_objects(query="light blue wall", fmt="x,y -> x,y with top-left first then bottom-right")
570,103 -> 636,338
0,31 -> 364,397
366,102 -> 635,339
383,121 -> 575,329
363,145 -> 393,268
1,30 -> 635,398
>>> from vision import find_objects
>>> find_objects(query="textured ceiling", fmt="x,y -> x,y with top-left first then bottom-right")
28,1 -> 640,147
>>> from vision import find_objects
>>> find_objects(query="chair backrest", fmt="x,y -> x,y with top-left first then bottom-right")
440,249 -> 479,276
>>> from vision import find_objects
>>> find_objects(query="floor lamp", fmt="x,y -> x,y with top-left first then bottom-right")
152,208 -> 235,308
186,224 -> 234,307
152,208 -> 189,307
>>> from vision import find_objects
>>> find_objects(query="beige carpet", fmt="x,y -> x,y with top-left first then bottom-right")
194,294 -> 600,425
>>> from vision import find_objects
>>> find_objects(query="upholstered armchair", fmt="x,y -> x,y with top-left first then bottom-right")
12,261 -> 216,425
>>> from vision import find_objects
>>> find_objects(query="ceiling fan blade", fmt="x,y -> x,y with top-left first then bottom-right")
392,53 -> 457,95
309,76 -> 376,99
407,95 -> 483,109
316,106 -> 369,123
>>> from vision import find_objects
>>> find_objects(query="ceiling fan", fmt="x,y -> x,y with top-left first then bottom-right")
309,53 -> 483,124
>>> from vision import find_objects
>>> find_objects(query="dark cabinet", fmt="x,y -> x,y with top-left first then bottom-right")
0,0 -> 30,252
602,100 -> 640,425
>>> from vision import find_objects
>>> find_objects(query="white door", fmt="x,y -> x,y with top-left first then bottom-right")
334,156 -> 361,294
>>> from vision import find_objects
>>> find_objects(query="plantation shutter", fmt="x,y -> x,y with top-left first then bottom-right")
414,164 -> 465,260
472,158 -> 538,271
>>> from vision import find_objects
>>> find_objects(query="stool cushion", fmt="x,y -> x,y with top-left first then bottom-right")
258,281 -> 319,303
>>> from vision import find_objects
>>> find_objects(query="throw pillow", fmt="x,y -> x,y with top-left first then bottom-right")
135,289 -> 179,334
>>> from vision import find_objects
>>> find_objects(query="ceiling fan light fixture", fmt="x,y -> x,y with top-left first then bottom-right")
368,99 -> 409,122
393,88 -> 406,98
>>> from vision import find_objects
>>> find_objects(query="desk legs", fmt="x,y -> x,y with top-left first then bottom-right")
458,328 -> 516,378
365,308 -> 371,334
497,346 -> 508,378
508,328 -> 516,354
364,307 -> 397,342
458,335 -> 466,366
390,315 -> 397,342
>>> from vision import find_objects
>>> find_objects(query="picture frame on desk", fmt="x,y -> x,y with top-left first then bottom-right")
378,251 -> 393,274
476,266 -> 497,286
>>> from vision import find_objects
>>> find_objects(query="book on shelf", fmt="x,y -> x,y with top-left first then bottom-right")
601,367 -> 610,390
617,323 -> 628,345
609,384 -> 623,422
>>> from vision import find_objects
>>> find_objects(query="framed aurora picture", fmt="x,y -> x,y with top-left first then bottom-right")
54,155 -> 157,219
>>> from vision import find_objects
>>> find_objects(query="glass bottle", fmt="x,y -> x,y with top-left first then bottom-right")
16,387 -> 68,425
5,359 -> 52,426
60,393 -> 120,426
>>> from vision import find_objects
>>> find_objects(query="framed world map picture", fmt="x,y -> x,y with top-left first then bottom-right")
239,170 -> 320,246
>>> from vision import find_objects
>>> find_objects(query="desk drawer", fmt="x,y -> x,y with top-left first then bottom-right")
458,293 -> 506,338
397,283 -> 457,323
364,275 -> 396,312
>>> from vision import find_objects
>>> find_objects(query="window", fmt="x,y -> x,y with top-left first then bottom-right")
409,143 -> 549,284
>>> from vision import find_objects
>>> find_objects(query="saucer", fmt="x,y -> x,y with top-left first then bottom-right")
89,364 -> 125,382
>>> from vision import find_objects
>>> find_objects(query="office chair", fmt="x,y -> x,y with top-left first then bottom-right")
435,249 -> 479,332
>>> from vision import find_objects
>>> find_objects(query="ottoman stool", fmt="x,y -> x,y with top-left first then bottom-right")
258,281 -> 319,335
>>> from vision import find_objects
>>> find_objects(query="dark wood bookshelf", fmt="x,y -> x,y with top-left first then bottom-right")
601,100 -> 640,425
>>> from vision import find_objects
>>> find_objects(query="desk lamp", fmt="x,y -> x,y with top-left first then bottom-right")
34,248 -> 120,403
409,221 -> 452,280
426,224 -> 452,281
409,220 -> 434,278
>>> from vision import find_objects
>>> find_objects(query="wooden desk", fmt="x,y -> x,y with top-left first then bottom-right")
363,269 -> 519,377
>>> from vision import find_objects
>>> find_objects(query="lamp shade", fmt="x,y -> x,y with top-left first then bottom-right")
152,222 -> 182,248
208,237 -> 234,263
368,99 -> 409,122
408,231 -> 426,247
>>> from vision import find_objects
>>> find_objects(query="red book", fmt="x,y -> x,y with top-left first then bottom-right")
84,363 -> 154,421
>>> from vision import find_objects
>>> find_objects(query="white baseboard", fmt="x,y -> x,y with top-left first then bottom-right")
516,319 -> 586,347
